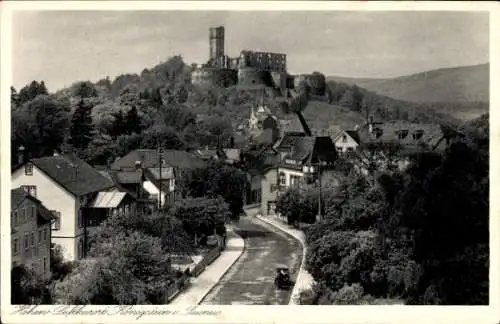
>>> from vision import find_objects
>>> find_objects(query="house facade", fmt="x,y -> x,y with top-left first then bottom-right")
353,118 -> 462,173
11,188 -> 54,278
260,167 -> 278,215
12,153 -> 116,261
111,149 -> 206,206
260,134 -> 338,215
332,129 -> 361,153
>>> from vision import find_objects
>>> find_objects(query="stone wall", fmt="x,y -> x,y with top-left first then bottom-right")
237,67 -> 274,87
191,67 -> 238,88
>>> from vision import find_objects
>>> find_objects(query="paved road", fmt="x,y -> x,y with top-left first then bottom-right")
200,214 -> 302,305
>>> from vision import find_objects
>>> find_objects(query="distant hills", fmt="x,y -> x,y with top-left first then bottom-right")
327,63 -> 489,103
22,56 -> 485,144
327,63 -> 489,121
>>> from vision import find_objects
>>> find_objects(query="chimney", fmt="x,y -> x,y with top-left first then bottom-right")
354,124 -> 360,131
75,166 -> 80,179
230,136 -> 235,149
135,160 -> 142,170
17,145 -> 25,165
368,116 -> 374,134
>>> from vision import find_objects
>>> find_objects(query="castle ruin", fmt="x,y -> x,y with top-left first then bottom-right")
191,26 -> 327,97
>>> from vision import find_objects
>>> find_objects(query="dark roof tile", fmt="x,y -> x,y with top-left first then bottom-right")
31,154 -> 114,196
359,121 -> 445,150
112,149 -> 206,171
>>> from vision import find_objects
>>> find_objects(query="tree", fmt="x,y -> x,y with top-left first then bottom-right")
12,94 -> 70,160
149,88 -> 163,109
387,140 -> 489,305
167,197 -> 229,244
140,124 -> 186,150
73,81 -> 98,98
69,99 -> 94,149
11,86 -> 19,108
180,160 -> 246,219
174,85 -> 189,104
18,80 -> 49,106
56,231 -> 176,305
125,106 -> 142,134
11,265 -> 51,304
109,109 -> 127,139
50,244 -> 76,282
89,207 -> 195,256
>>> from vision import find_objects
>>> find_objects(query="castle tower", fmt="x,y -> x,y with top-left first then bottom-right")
209,26 -> 225,68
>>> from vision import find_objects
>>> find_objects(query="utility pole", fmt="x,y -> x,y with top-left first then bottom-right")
157,139 -> 163,210
316,157 -> 323,223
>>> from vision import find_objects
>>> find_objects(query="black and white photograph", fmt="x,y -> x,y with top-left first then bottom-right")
1,1 -> 496,324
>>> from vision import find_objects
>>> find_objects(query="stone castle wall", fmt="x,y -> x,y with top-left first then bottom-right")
191,67 -> 238,88
237,67 -> 274,87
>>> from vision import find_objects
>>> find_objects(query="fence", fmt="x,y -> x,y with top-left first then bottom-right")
165,274 -> 190,303
191,246 -> 222,277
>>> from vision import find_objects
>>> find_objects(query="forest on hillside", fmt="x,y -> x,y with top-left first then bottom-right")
11,55 -> 468,167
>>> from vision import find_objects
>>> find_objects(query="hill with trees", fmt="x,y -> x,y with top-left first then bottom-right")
327,63 -> 489,121
11,55 -> 467,168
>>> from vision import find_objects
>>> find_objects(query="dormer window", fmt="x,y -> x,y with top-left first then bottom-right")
373,128 -> 383,139
342,135 -> 347,143
398,130 -> 409,140
25,162 -> 33,176
413,130 -> 424,140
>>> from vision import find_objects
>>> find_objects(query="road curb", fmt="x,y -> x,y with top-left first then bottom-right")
254,214 -> 312,305
196,230 -> 246,305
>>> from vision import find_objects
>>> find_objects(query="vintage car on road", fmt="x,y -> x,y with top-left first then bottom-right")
274,265 -> 292,289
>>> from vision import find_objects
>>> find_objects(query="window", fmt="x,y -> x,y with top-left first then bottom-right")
290,175 -> 301,187
51,211 -> 61,230
24,233 -> 29,250
347,147 -> 354,152
38,230 -> 42,243
21,185 -> 37,198
342,135 -> 347,143
279,172 -> 286,186
24,162 -> 33,176
30,232 -> 35,247
413,130 -> 424,140
398,130 -> 409,140
12,238 -> 19,255
22,208 -> 26,223
43,257 -> 48,273
43,228 -> 48,241
78,209 -> 83,228
77,239 -> 84,259
31,206 -> 36,221
12,211 -> 18,227
34,245 -> 39,257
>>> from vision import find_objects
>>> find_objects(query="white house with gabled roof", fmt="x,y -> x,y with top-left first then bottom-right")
12,152 -> 117,261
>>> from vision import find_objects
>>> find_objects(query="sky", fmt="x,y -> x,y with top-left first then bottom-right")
12,10 -> 489,92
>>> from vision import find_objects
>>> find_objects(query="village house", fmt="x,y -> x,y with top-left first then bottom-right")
352,118 -> 463,173
11,151 -> 124,261
11,188 -> 54,278
110,149 -> 206,206
332,128 -> 361,153
260,133 -> 339,215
